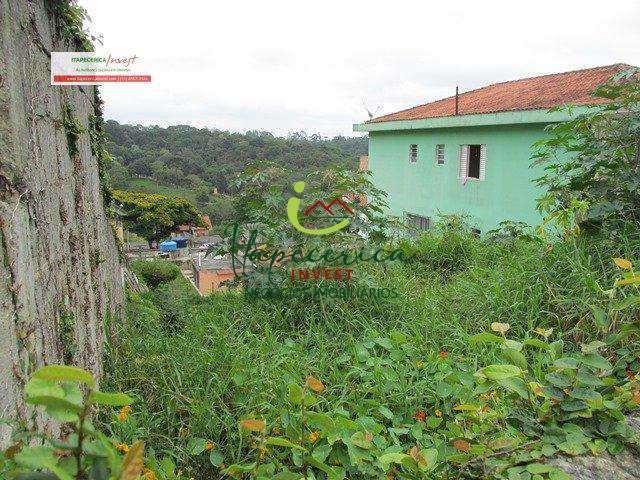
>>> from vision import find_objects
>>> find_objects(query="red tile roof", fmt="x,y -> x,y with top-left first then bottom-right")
369,64 -> 634,123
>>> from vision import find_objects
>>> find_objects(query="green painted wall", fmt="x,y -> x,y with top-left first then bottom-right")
368,123 -> 551,232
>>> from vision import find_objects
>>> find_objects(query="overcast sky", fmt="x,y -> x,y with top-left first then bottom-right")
79,0 -> 640,137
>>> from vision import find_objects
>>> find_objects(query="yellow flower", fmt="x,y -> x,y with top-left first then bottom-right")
306,375 -> 325,393
308,431 -> 320,443
118,405 -> 132,422
434,409 -> 443,418
204,441 -> 215,451
613,257 -> 632,270
143,468 -> 157,480
116,443 -> 129,453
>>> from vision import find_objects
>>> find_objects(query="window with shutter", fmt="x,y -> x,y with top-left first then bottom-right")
468,145 -> 481,179
458,145 -> 469,179
460,144 -> 485,180
479,144 -> 487,180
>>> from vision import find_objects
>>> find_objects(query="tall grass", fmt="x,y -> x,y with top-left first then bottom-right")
102,226 -> 640,477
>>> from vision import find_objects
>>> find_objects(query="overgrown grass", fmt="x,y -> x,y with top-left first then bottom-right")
102,227 -> 640,478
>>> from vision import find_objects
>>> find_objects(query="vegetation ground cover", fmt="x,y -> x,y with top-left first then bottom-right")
97,226 -> 640,479
2,38 -> 638,480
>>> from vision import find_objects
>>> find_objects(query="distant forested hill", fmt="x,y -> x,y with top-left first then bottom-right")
104,121 -> 368,225
105,121 -> 367,192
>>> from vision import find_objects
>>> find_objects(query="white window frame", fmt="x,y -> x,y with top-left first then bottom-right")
435,144 -> 445,165
409,144 -> 418,163
458,144 -> 486,181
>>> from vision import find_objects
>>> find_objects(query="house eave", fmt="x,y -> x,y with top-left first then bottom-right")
353,106 -> 594,132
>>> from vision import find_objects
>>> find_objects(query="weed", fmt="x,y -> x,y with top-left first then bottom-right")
101,225 -> 640,478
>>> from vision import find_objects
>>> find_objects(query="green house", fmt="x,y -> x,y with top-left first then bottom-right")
354,64 -> 630,233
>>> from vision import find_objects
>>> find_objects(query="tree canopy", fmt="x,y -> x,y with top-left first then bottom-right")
104,121 -> 367,193
104,121 -> 367,227
112,190 -> 204,246
533,67 -> 640,234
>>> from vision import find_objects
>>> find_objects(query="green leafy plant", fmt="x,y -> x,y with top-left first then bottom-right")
216,322 -> 640,479
53,0 -> 96,51
62,104 -> 86,158
104,222 -> 640,478
533,67 -> 640,234
399,214 -> 477,276
0,365 -> 146,480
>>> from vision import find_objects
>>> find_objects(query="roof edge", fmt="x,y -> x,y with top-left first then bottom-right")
353,106 -> 594,133
367,63 -> 634,124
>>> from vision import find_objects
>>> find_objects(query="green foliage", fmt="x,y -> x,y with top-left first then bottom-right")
486,220 -> 538,245
88,95 -> 113,205
0,365 -> 146,480
103,224 -> 640,478
104,122 -> 367,227
533,67 -> 640,233
112,190 -> 203,246
232,162 -> 393,237
199,194 -> 235,226
216,312 -> 639,479
104,121 -> 367,195
399,214 -> 477,276
52,0 -> 95,51
150,275 -> 200,332
211,163 -> 403,296
132,259 -> 180,288
62,104 -> 85,158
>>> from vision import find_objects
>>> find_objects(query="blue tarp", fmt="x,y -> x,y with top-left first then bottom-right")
159,240 -> 178,252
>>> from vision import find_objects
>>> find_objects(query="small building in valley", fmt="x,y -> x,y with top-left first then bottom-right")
353,64 -> 632,233
192,254 -> 236,295
173,214 -> 213,238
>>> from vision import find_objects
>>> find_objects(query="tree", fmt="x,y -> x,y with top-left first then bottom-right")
201,195 -> 235,225
533,68 -> 640,234
112,190 -> 204,247
214,162 -> 405,293
103,120 -> 368,198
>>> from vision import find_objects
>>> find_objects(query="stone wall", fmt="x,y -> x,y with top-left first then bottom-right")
0,0 -> 124,445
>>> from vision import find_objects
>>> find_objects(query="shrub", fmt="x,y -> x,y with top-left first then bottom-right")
0,365 -> 149,480
132,259 -> 180,288
151,277 -> 200,332
399,214 -> 478,276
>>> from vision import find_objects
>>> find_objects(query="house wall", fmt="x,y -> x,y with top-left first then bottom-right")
195,268 -> 235,294
368,123 -> 551,232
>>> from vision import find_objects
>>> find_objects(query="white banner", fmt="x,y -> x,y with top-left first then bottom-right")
51,52 -> 151,85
